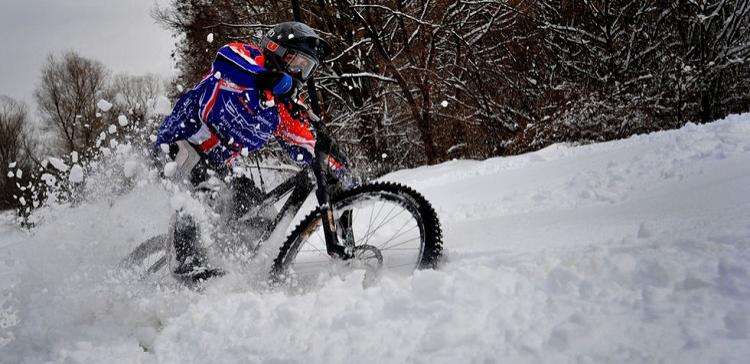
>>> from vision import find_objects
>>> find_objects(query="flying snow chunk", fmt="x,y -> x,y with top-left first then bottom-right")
177,85 -> 184,93
71,151 -> 79,163
207,33 -> 214,43
19,197 -> 26,206
440,100 -> 449,108
97,99 -> 113,112
164,162 -> 178,177
15,169 -> 22,179
124,160 -> 138,178
108,125 -> 117,134
6,171 -> 13,178
118,115 -> 129,126
288,33 -> 295,39
69,164 -> 84,183
153,96 -> 172,115
8,162 -> 16,168
47,157 -> 69,172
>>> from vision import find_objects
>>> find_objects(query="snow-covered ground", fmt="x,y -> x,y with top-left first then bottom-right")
1,114 -> 749,363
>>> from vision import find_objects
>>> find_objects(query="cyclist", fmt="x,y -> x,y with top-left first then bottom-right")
154,22 -> 348,282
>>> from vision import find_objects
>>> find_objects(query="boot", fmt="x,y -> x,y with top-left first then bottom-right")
172,214 -> 224,282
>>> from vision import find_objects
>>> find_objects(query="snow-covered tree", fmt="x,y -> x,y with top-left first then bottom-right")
0,96 -> 32,209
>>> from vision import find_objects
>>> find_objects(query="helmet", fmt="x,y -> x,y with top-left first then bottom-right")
260,22 -> 331,82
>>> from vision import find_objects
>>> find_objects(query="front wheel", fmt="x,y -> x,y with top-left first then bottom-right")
271,182 -> 443,285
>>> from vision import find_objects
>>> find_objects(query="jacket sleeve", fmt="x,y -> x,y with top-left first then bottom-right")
154,89 -> 202,149
273,102 -> 316,165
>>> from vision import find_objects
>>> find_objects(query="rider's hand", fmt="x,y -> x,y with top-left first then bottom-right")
271,73 -> 294,98
256,71 -> 296,101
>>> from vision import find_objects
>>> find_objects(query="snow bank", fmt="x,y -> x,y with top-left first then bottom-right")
1,114 -> 750,363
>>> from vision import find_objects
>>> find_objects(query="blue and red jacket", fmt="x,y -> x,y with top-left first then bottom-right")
155,43 -> 317,169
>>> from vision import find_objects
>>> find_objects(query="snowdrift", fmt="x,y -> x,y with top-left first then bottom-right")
1,114 -> 750,363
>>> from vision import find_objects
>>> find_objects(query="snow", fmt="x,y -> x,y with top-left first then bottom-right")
207,33 -> 214,43
108,124 -> 117,134
1,114 -> 750,363
163,161 -> 178,177
47,157 -> 69,172
440,100 -> 448,107
97,99 -> 113,112
40,173 -> 56,186
123,160 -> 139,178
69,164 -> 84,183
153,96 -> 172,115
117,115 -> 129,127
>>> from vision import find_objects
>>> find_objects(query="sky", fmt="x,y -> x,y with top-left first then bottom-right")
0,0 -> 176,107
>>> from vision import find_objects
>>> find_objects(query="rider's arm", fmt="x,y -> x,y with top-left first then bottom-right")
273,102 -> 357,188
154,90 -> 202,148
273,102 -> 315,165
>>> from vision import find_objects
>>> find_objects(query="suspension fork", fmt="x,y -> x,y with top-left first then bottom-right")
313,149 -> 349,258
300,102 -> 351,259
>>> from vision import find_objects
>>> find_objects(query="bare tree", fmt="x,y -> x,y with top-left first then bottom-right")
34,52 -> 109,157
104,73 -> 168,147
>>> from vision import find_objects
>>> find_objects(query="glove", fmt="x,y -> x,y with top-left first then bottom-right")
271,73 -> 293,97
256,71 -> 296,101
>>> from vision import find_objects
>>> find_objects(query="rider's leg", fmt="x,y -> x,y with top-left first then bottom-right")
167,141 -> 223,281
172,213 -> 202,271
224,176 -> 271,251
231,176 -> 263,219
172,210 -> 224,281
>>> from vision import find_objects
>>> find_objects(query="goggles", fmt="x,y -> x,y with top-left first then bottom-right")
262,38 -> 319,81
284,50 -> 318,81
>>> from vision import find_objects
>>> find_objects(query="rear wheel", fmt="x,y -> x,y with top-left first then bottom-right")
271,182 -> 443,285
118,234 -> 172,279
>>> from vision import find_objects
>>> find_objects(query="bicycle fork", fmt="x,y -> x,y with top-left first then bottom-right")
313,150 -> 350,259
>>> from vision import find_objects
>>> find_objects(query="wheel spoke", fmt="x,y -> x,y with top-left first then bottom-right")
359,206 -> 407,246
292,259 -> 332,266
378,218 -> 414,250
385,261 -> 419,269
362,200 -> 390,246
304,231 -> 329,258
380,237 -> 420,251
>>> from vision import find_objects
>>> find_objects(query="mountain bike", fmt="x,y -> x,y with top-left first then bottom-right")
119,104 -> 443,286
